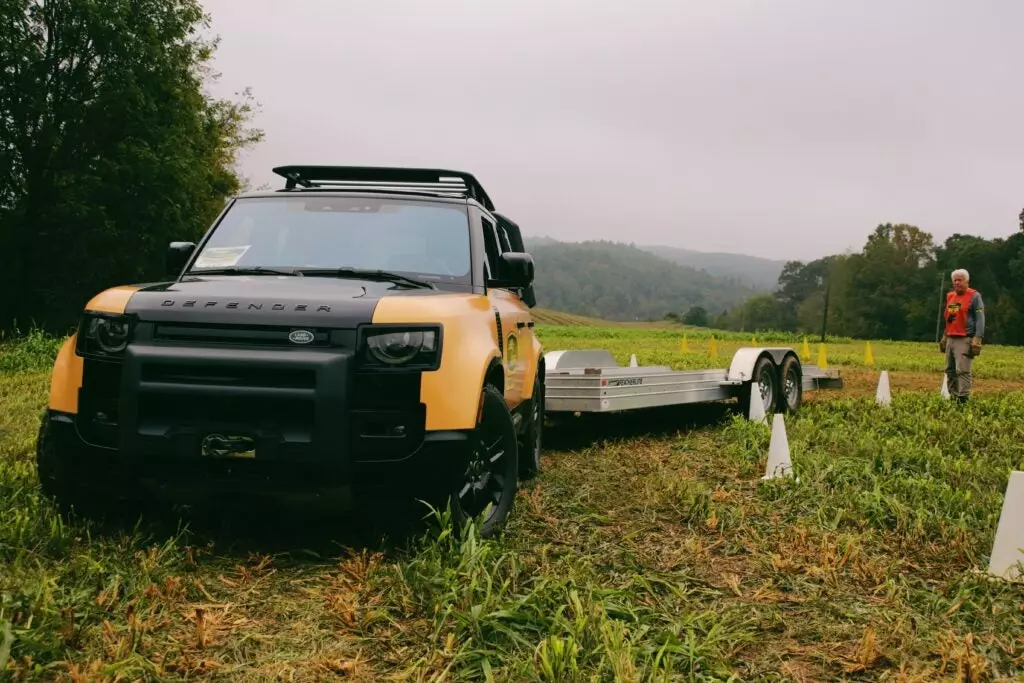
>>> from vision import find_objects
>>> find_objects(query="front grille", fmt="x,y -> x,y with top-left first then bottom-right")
153,322 -> 333,347
141,362 -> 316,391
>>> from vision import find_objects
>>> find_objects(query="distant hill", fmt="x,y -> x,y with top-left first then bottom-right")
523,238 -> 758,322
636,245 -> 786,291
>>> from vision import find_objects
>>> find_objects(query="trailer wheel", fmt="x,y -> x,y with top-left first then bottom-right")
738,356 -> 777,418
777,355 -> 803,414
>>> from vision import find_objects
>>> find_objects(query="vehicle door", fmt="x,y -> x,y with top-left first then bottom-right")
480,213 -> 529,409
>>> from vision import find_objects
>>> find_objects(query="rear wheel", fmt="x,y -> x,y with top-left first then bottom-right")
776,355 -> 803,414
449,383 -> 519,538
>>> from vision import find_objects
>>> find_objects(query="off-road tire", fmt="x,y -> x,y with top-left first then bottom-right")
519,371 -> 544,480
776,355 -> 803,414
449,383 -> 519,539
35,415 -> 91,517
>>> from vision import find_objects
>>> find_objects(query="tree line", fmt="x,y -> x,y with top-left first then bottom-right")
1,0 -> 261,333
709,219 -> 1024,345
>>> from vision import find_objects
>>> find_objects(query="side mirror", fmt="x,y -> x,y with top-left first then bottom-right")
167,241 -> 196,276
488,251 -> 535,289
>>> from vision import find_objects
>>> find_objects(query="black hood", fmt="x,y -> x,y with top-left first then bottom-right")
124,275 -> 423,328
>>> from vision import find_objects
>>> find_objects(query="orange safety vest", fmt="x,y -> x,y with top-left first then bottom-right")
944,288 -> 976,337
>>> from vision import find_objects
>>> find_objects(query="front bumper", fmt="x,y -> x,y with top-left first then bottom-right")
59,334 -> 469,505
46,409 -> 470,507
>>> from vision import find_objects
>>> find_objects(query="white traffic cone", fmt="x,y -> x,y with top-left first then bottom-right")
940,374 -> 950,399
629,354 -> 638,367
762,414 -> 795,480
987,471 -> 1024,580
875,371 -> 891,406
748,382 -> 768,424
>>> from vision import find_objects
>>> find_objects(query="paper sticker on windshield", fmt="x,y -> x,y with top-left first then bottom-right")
193,246 -> 250,269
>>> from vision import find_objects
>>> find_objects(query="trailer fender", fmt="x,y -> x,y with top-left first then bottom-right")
726,347 -> 796,383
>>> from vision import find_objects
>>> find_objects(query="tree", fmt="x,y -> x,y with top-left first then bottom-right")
682,306 -> 709,327
0,0 -> 263,332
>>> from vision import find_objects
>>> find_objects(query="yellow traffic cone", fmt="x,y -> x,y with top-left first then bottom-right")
864,341 -> 875,367
709,335 -> 718,358
680,335 -> 690,353
800,336 -> 811,361
751,335 -> 757,345
817,343 -> 828,369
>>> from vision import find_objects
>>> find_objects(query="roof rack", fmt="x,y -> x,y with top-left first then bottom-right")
270,165 -> 495,211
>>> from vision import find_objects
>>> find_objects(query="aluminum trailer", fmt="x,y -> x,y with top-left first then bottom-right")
542,347 -> 843,417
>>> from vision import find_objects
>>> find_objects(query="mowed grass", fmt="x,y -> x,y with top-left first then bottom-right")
2,324 -> 1024,681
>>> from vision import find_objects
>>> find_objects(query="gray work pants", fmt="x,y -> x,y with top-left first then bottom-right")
944,335 -> 973,398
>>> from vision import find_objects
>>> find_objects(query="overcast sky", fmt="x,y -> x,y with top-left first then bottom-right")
199,0 -> 1024,262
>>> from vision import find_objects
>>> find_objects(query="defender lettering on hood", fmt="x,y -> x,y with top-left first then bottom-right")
159,299 -> 333,312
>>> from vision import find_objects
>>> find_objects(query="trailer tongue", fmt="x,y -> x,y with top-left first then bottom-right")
542,347 -> 843,416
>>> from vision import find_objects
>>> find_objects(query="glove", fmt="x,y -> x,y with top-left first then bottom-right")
939,336 -> 947,353
968,337 -> 982,357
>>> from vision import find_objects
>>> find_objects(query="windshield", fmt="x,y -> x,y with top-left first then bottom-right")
188,195 -> 472,281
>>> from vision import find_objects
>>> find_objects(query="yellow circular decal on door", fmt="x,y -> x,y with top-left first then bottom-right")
505,332 -> 519,370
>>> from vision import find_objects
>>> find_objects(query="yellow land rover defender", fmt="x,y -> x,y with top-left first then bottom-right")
37,165 -> 544,536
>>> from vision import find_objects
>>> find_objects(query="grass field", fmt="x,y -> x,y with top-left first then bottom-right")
2,322 -> 1024,681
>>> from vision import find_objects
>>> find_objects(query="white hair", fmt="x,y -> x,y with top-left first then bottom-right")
952,268 -> 969,282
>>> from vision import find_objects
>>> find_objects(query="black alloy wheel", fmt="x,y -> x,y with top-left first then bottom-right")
450,383 -> 519,538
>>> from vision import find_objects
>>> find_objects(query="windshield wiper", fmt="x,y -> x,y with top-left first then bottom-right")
296,267 -> 436,289
186,266 -> 302,277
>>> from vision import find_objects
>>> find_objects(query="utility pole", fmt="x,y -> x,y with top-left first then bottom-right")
819,278 -> 830,343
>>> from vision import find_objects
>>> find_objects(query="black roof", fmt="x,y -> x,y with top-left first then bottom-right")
270,165 -> 495,211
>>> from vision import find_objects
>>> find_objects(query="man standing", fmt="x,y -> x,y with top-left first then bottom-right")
940,269 -> 985,403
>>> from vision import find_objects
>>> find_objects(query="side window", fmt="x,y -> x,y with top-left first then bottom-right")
496,224 -> 513,253
481,215 -> 502,279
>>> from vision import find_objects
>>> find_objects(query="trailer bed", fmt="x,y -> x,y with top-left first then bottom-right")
542,348 -> 843,414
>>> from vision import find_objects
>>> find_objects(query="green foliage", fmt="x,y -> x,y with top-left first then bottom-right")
0,0 -> 262,333
0,328 -> 62,373
715,221 -> 1024,345
679,306 -> 706,327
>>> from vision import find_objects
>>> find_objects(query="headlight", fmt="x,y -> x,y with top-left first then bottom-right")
361,325 -> 441,369
76,312 -> 133,358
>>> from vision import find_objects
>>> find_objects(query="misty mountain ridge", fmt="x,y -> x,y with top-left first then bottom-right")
521,238 -> 764,322
523,236 -> 786,291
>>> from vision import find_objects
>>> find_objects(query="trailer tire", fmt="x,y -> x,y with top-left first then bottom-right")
777,355 -> 803,414
738,356 -> 777,419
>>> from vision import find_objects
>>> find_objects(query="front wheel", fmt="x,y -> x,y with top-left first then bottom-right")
449,383 -> 519,538
36,415 -> 95,518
